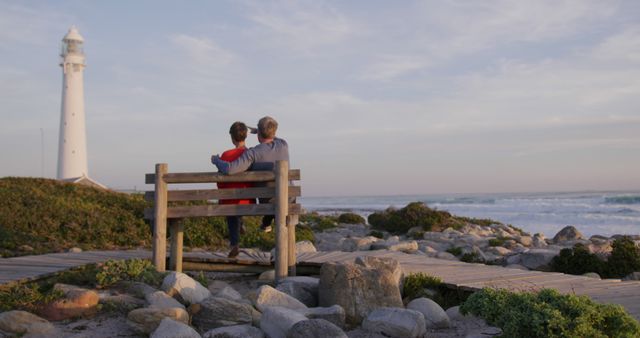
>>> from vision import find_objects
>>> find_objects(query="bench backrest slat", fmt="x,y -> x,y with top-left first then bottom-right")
144,186 -> 301,202
144,203 -> 302,219
145,169 -> 300,184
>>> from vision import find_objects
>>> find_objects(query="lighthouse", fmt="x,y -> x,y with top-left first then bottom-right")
57,26 -> 104,189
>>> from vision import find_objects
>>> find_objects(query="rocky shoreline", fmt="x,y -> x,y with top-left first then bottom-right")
315,220 -> 640,279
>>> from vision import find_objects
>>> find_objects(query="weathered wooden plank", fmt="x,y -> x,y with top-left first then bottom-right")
144,186 -> 302,202
144,203 -> 303,219
145,169 -> 301,184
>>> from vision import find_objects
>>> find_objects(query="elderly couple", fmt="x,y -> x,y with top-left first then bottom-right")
211,116 -> 288,258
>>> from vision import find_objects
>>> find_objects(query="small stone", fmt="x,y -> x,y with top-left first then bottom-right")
387,241 -> 419,253
150,318 -> 201,338
260,306 -> 307,338
192,297 -> 259,332
38,283 -> 99,321
146,291 -> 186,310
67,247 -> 83,253
406,297 -> 450,329
18,245 -> 34,252
582,272 -> 601,279
0,311 -> 54,335
203,324 -> 264,338
302,305 -> 346,328
127,307 -> 189,334
259,270 -> 276,280
161,272 -> 211,305
214,286 -> 242,301
255,285 -> 307,312
286,319 -> 347,338
362,307 -> 426,338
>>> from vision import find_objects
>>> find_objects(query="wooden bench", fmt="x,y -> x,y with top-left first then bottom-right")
144,160 -> 302,281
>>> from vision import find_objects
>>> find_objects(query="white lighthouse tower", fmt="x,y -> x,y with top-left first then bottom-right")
57,26 -> 104,189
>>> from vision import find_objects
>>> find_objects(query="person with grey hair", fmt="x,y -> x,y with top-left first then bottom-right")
211,116 -> 289,232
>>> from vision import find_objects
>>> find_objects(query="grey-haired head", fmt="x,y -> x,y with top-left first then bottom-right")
257,116 -> 278,139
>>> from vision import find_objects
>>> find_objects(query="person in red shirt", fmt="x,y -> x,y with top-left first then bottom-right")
217,122 -> 255,258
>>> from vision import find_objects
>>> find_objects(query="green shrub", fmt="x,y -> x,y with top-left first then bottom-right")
367,202 -> 504,235
550,237 -> 640,278
446,247 -> 463,257
95,259 -> 165,288
403,272 -> 443,300
368,230 -> 384,239
488,238 -> 506,247
551,244 -> 604,276
460,288 -> 640,338
337,212 -> 365,224
300,212 -> 338,231
460,252 -> 484,263
607,236 -> 640,278
411,231 -> 425,240
0,283 -> 64,312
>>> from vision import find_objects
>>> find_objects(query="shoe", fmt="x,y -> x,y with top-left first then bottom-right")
260,225 -> 272,233
228,246 -> 239,258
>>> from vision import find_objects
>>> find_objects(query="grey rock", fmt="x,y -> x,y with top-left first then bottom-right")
207,280 -> 233,295
150,318 -> 201,338
161,271 -> 211,305
146,291 -> 186,310
302,305 -> 346,328
287,319 -> 347,338
259,270 -> 276,281
553,226 -> 585,243
623,272 -> 640,281
532,233 -> 548,248
387,241 -> 419,253
127,307 -> 190,334
436,251 -> 458,260
345,328 -> 388,338
68,247 -> 83,253
192,297 -> 259,332
296,240 -> 317,253
214,286 -> 242,301
276,276 -> 319,307
0,311 -> 54,335
520,249 -> 559,270
260,306 -> 307,338
487,246 -> 511,256
362,307 -> 426,338
319,257 -> 403,324
203,324 -> 264,338
254,285 -> 308,312
406,297 -> 450,329
517,236 -> 533,247
505,254 -> 521,265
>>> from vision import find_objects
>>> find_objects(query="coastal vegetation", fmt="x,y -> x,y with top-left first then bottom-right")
551,237 -> 640,278
367,201 -> 505,234
0,177 -> 313,257
460,288 -> 640,338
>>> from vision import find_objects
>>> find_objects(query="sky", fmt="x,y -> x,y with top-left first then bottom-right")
1,0 -> 639,196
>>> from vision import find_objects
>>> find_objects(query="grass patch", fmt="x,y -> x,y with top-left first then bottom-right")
461,288 -> 640,338
446,247 -> 463,257
300,212 -> 338,231
367,202 -> 505,235
0,283 -> 64,312
488,237 -> 506,247
403,272 -> 443,300
337,212 -> 365,224
368,230 -> 384,239
460,252 -> 484,263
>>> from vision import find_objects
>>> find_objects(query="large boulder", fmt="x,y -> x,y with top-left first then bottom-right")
553,226 -> 585,244
520,249 -> 559,270
161,271 -> 211,305
147,291 -> 186,309
406,297 -> 450,329
0,311 -> 55,335
38,283 -> 99,321
296,240 -> 317,253
214,286 -> 243,301
127,307 -> 189,334
254,285 -> 308,312
362,307 -> 426,338
276,276 -> 319,307
319,257 -> 403,324
203,324 -> 264,338
286,319 -> 347,338
260,306 -> 307,338
150,318 -> 201,338
192,297 -> 259,332
302,305 -> 346,328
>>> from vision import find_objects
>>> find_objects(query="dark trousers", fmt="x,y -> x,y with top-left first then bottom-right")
259,198 -> 275,227
226,216 -> 242,246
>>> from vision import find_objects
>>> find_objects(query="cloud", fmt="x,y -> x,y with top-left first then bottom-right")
359,55 -> 429,81
168,34 -> 235,67
243,0 -> 359,53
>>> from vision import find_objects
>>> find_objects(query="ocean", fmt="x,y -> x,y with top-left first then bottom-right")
299,191 -> 640,238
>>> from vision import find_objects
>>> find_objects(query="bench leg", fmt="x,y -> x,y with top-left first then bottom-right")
169,219 -> 184,272
287,215 -> 298,276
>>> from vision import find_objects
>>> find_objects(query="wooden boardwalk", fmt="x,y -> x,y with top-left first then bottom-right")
1,249 -> 639,320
